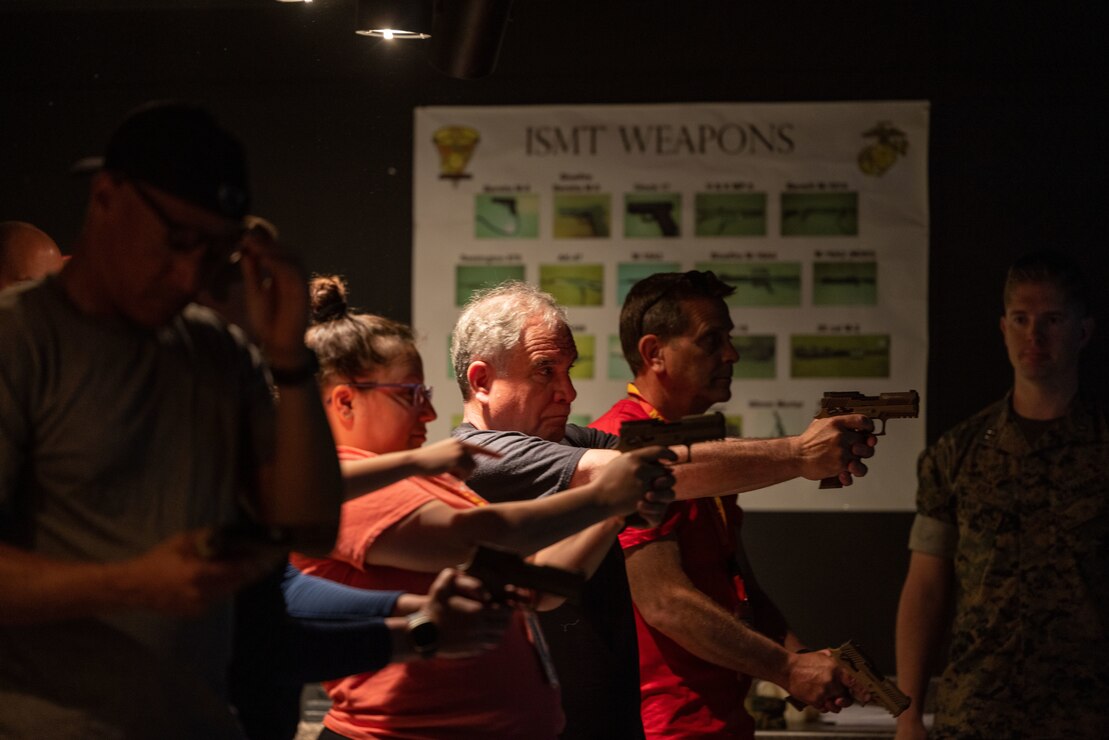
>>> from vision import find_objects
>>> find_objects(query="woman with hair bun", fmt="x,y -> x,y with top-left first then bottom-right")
292,275 -> 675,740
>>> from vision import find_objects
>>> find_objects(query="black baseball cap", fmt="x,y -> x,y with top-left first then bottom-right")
74,101 -> 250,221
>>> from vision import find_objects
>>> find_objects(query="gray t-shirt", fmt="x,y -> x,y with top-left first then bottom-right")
0,277 -> 274,739
453,423 -> 617,501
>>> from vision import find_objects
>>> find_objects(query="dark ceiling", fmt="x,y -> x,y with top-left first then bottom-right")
2,0 -> 1106,403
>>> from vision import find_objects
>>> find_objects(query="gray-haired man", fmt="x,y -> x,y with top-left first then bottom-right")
451,281 -> 876,739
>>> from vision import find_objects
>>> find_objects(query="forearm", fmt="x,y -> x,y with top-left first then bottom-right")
0,543 -> 143,624
369,485 -> 619,573
281,564 -> 402,620
264,379 -> 343,554
672,437 -> 802,500
895,573 -> 948,722
416,483 -> 621,563
275,565 -> 427,679
454,487 -> 617,555
641,582 -> 794,684
340,451 -> 424,501
394,592 -> 427,616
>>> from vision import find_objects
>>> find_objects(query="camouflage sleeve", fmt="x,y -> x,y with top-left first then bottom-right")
908,514 -> 956,557
909,438 -> 958,557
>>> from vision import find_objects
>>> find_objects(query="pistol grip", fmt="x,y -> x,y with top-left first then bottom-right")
819,476 -> 842,489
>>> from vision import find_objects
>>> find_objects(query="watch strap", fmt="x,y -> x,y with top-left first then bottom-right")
405,612 -> 439,659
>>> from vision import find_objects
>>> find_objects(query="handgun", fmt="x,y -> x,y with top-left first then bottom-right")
490,196 -> 518,217
627,201 -> 679,237
788,640 -> 911,717
815,390 -> 919,489
477,196 -> 519,236
615,413 -> 725,527
618,411 -> 726,462
462,543 -> 585,605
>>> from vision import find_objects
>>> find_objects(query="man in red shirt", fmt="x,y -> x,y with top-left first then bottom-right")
591,270 -> 855,739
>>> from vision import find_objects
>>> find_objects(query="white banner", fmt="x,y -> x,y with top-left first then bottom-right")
413,101 -> 929,511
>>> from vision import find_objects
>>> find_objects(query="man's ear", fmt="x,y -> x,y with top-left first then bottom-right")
467,361 -> 494,400
639,334 -> 664,372
88,171 -> 122,217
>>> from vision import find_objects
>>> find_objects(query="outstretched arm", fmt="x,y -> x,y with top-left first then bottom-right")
570,414 -> 877,499
276,565 -> 509,679
366,447 -> 675,574
340,439 -> 495,501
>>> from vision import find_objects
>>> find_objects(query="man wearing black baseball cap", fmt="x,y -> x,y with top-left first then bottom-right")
0,101 -> 343,738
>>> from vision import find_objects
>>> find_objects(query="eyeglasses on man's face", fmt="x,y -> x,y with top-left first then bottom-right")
344,381 -> 434,409
127,178 -> 244,268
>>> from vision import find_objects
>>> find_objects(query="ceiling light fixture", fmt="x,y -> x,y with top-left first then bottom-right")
355,0 -> 433,40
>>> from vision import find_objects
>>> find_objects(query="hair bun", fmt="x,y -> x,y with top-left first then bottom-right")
309,275 -> 349,324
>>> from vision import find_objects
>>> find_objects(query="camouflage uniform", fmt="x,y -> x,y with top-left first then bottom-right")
909,392 -> 1109,739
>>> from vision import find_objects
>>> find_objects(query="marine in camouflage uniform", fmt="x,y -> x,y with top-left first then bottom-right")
909,391 -> 1109,738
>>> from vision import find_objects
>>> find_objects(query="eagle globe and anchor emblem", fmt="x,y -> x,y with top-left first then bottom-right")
433,125 -> 480,181
858,121 -> 909,177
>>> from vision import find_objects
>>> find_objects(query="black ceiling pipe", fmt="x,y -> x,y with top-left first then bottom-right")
428,0 -> 513,79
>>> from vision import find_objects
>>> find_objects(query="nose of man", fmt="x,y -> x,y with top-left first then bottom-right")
1024,317 -> 1051,346
554,372 -> 577,404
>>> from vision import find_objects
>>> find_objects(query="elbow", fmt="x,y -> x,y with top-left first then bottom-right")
534,594 -> 569,611
633,593 -> 681,633
644,610 -> 682,636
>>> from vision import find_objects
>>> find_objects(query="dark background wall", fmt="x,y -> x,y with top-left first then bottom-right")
3,0 -> 1107,673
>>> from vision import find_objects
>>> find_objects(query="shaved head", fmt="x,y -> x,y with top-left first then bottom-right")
0,221 -> 63,290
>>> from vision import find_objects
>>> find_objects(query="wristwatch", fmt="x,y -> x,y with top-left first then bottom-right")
405,612 -> 439,659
